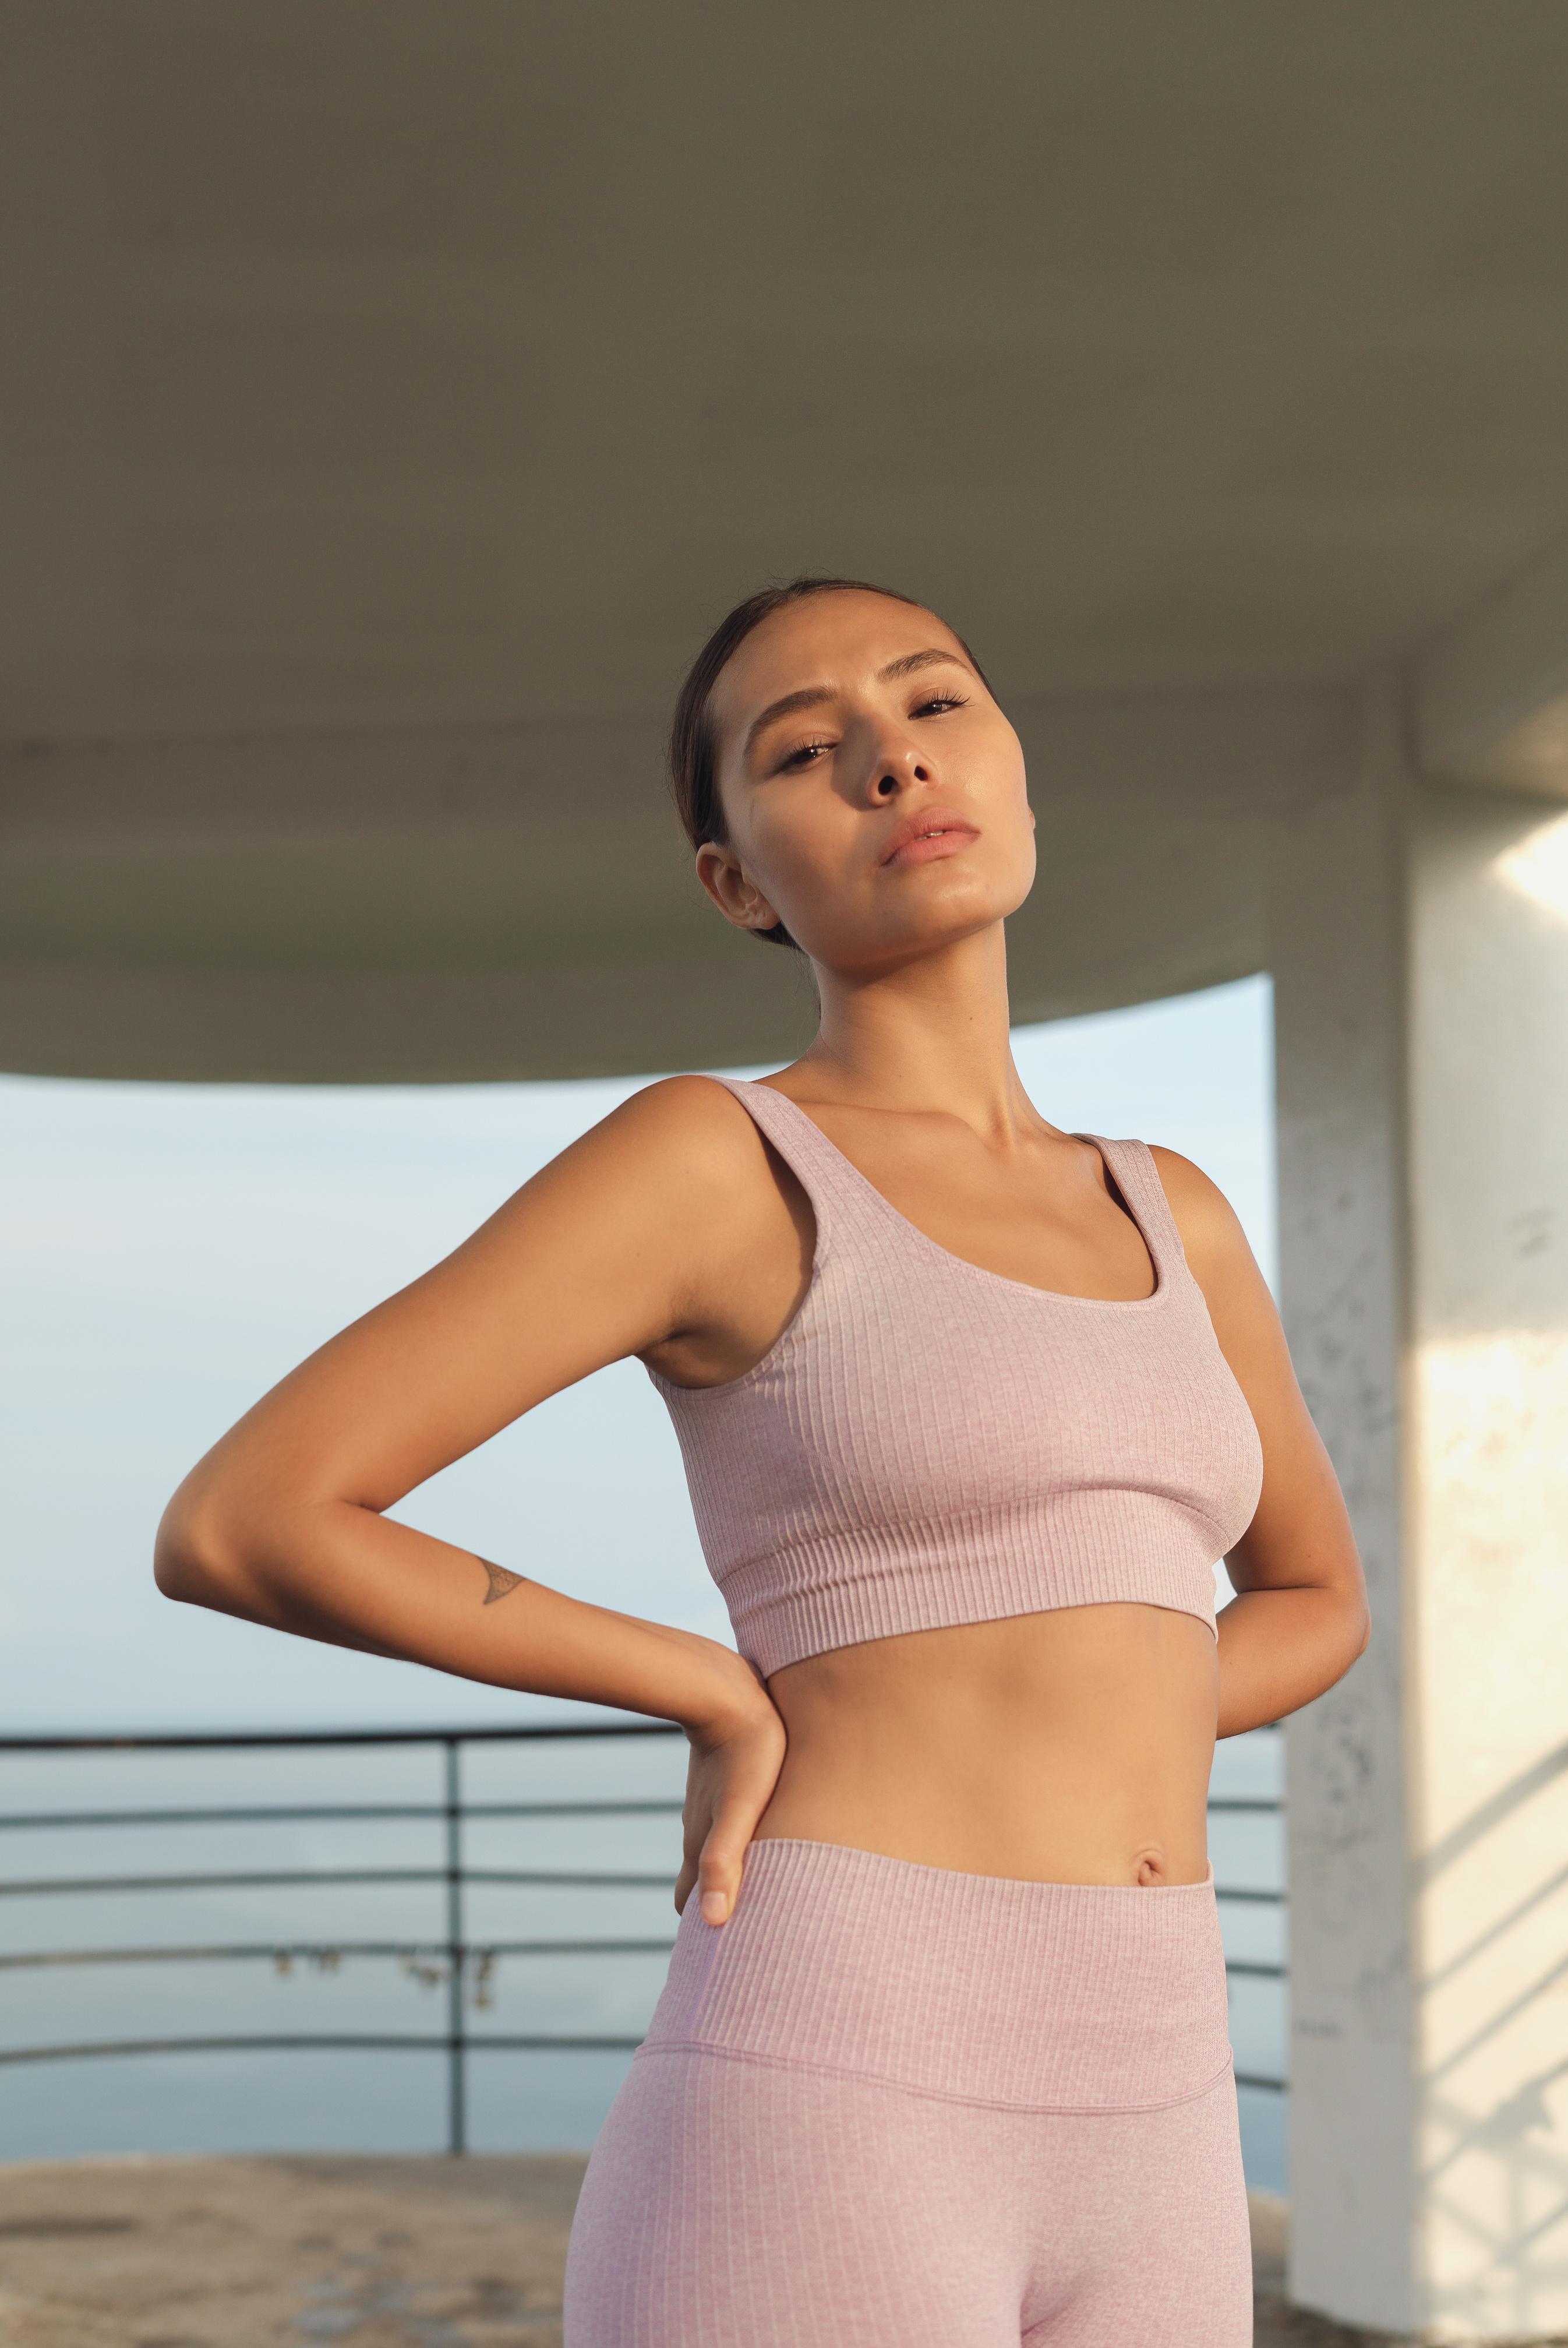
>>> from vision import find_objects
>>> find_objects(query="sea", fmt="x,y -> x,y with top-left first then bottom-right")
0,1724 -> 1286,2192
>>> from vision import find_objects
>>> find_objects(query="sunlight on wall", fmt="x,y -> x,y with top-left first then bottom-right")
1493,809 -> 1568,922
1415,1328 -> 1568,2335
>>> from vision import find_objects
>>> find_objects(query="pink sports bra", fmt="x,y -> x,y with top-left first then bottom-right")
648,1077 -> 1263,1679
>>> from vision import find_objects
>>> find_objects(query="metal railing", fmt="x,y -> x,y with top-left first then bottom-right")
0,1722 -> 1286,2152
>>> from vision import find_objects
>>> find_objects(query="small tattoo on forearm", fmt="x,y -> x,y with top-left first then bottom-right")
478,1557 -> 525,1607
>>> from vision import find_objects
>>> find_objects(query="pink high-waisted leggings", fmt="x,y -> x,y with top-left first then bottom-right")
564,1839 -> 1251,2345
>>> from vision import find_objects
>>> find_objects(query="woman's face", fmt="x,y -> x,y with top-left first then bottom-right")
698,590 -> 1034,974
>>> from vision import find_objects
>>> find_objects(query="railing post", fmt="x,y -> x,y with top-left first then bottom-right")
443,1736 -> 465,2156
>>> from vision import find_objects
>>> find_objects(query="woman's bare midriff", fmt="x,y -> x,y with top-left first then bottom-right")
750,1602 -> 1219,1887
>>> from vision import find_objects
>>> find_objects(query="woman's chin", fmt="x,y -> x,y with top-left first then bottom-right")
807,903 -> 1015,980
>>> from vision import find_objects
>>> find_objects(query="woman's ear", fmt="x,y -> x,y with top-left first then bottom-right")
694,842 -> 785,936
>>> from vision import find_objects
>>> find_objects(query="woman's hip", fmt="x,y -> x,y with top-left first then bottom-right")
638,1834 -> 1232,2113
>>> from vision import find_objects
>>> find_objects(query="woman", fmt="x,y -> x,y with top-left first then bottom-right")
157,575 -> 1368,2346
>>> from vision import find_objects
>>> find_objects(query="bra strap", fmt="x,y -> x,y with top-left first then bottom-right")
1082,1134 -> 1189,1279
695,1076 -> 883,1261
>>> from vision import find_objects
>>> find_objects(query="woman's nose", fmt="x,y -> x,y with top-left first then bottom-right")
865,747 -> 931,803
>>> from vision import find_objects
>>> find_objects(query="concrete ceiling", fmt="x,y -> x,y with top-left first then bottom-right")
5,3 -> 1568,1080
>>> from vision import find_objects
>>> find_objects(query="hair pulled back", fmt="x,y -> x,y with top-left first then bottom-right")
668,574 -> 988,951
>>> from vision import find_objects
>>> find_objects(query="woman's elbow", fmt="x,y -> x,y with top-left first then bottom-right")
1333,1587 -> 1372,1676
153,1482 -> 247,1611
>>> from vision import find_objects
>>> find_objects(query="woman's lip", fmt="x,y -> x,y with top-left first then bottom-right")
881,820 -> 981,868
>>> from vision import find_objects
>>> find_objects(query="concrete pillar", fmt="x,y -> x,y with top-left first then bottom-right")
1272,676 -> 1568,2342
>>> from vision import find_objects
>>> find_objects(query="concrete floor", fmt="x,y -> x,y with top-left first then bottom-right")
0,2155 -> 1399,2346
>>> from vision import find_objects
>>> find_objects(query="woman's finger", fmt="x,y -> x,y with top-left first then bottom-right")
696,1806 -> 757,1926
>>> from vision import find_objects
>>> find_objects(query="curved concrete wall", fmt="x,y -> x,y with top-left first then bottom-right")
0,691 -> 1345,1080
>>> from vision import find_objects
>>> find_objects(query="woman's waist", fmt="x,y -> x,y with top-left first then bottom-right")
751,1770 -> 1213,1888
643,1838 -> 1232,2112
757,1605 -> 1219,1884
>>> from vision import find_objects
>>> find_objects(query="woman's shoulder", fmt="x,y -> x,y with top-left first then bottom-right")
566,1074 -> 788,1207
1143,1143 -> 1234,1222
465,1073 -> 803,1353
1144,1145 -> 1267,1306
602,1070 -> 770,1144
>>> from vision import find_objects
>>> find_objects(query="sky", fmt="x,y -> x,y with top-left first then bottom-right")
0,975 -> 1276,1737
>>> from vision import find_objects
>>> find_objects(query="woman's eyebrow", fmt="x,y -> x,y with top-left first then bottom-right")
743,685 -> 834,760
876,648 -> 973,683
743,651 -> 972,761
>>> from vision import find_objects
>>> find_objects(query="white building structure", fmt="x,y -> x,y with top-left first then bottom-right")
3,11 -> 1566,2338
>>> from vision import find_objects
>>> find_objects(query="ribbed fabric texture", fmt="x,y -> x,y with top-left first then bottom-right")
563,1841 -> 1252,2346
649,1077 -> 1265,1676
641,1838 -> 1233,2113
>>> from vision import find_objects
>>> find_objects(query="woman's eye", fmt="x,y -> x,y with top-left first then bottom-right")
913,693 -> 966,718
779,739 -> 832,771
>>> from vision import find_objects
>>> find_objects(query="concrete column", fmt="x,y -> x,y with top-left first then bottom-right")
1271,675 -> 1568,2342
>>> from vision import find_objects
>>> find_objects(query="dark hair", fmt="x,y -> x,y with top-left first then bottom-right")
668,573 -> 990,951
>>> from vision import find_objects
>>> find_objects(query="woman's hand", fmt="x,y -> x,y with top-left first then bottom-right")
1150,1147 -> 1371,1735
674,1676 -> 788,1927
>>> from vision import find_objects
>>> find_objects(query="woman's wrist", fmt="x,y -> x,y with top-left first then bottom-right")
676,1638 -> 778,1747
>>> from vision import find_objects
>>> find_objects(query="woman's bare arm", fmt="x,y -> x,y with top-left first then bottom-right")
154,1075 -> 809,1920
1151,1149 -> 1370,1739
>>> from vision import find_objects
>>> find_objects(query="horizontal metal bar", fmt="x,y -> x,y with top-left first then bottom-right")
1,1938 -> 1278,1983
1205,1798 -> 1284,1813
0,1866 -> 678,1898
0,2035 -> 1294,2088
3,1718 -> 1283,1755
4,1867 -> 1279,1903
0,1722 -> 684,1753
0,1807 -> 438,1832
0,1937 -> 679,1971
0,2033 -> 648,2067
1,1795 -> 1273,1832
0,1800 -> 687,1832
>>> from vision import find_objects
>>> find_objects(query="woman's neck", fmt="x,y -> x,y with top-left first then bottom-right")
787,925 -> 1046,1145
